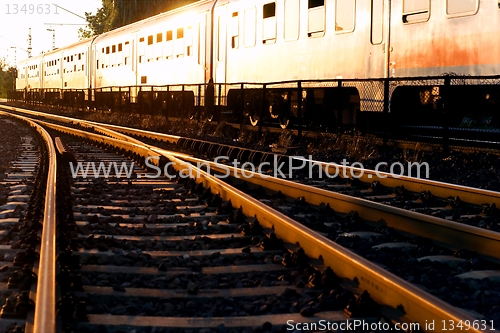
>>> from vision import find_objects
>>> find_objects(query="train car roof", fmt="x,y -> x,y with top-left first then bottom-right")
18,54 -> 43,65
93,0 -> 216,43
43,38 -> 94,57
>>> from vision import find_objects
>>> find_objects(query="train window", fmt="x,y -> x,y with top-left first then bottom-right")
262,2 -> 276,43
112,45 -> 116,53
139,37 -> 145,62
244,7 -> 256,47
157,33 -> 162,43
140,37 -> 145,42
308,0 -> 325,37
197,23 -> 202,65
284,0 -> 299,41
141,76 -> 147,84
186,26 -> 193,56
71,55 -> 74,61
106,47 -> 110,54
446,0 -> 478,17
177,28 -> 184,39
176,28 -> 185,57
263,2 -> 275,18
82,64 -> 84,71
148,35 -> 153,45
371,0 -> 384,44
124,43 -> 129,64
118,43 -> 122,52
231,12 -> 239,49
78,53 -> 81,60
217,16 -> 223,61
335,0 -> 355,33
402,0 -> 429,23
166,30 -> 173,58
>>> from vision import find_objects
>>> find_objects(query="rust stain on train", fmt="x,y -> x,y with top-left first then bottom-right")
393,31 -> 500,69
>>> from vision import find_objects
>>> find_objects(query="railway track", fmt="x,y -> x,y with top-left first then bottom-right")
0,112 -> 55,332
55,135 -> 377,332
0,106 -> 499,332
5,105 -> 499,235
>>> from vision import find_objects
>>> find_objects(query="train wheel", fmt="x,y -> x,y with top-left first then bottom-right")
249,114 -> 259,126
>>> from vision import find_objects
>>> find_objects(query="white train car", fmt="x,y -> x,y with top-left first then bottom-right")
17,55 -> 43,90
92,0 -> 215,89
389,0 -> 500,77
216,0 -> 382,84
213,0 -> 500,126
59,39 -> 93,89
42,50 -> 63,90
216,0 -> 500,83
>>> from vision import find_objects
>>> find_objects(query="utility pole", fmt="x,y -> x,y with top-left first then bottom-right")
10,47 -> 16,67
47,29 -> 56,50
28,28 -> 32,58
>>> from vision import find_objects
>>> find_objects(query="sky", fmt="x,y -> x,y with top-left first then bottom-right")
0,0 -> 102,67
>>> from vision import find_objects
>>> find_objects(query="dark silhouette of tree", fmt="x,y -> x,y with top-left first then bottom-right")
79,0 -> 196,40
0,60 -> 16,98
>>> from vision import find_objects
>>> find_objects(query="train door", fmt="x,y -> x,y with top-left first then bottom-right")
198,12 -> 209,82
214,4 -> 227,85
366,0 -> 391,78
60,52 -> 65,89
132,32 -> 138,87
91,45 -> 98,88
90,44 -> 95,89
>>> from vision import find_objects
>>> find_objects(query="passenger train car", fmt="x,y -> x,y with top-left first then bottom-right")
15,0 -> 500,127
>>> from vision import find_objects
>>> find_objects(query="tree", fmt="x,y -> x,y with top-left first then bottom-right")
79,0 -> 197,40
0,59 -> 16,98
78,0 -> 115,39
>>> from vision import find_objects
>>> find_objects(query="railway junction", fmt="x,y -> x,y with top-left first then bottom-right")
0,101 -> 498,332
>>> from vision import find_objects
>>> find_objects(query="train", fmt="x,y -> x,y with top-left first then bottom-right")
14,0 -> 500,130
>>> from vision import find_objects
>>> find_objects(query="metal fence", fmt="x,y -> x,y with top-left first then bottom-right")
7,74 -> 500,146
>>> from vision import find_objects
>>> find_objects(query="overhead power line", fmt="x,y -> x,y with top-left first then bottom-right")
0,35 -> 28,53
51,3 -> 86,20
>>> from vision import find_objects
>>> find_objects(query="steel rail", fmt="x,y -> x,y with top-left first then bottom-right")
159,152 -> 500,262
0,105 -> 181,144
0,111 -> 57,333
162,153 -> 492,333
299,157 -> 500,209
3,105 -> 500,208
31,119 -> 162,168
88,118 -> 500,208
